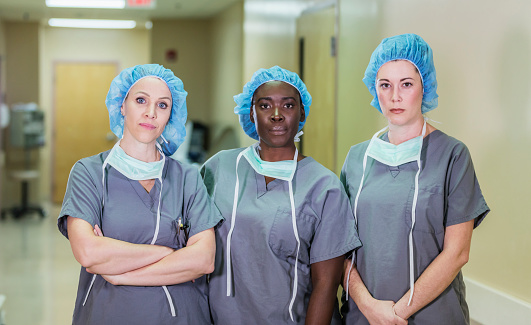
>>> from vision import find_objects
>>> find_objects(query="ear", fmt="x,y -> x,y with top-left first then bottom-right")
249,106 -> 255,123
299,106 -> 306,122
120,106 -> 125,116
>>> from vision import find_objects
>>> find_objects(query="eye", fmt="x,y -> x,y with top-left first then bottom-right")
403,82 -> 413,88
284,102 -> 294,109
379,82 -> 391,89
259,103 -> 270,109
136,97 -> 146,104
158,102 -> 169,109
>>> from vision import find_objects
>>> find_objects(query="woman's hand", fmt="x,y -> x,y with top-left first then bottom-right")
363,299 -> 408,325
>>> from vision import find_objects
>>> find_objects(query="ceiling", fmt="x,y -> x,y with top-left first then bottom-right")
0,0 -> 243,24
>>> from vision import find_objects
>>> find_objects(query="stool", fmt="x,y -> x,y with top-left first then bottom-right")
1,170 -> 45,219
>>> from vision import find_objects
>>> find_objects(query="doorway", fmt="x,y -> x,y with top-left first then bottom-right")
52,62 -> 118,203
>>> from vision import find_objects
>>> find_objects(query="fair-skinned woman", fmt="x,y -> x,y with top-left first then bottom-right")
58,64 -> 222,324
202,66 -> 360,324
341,34 -> 489,325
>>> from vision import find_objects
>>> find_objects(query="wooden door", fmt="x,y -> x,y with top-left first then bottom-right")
296,6 -> 337,173
52,63 -> 118,203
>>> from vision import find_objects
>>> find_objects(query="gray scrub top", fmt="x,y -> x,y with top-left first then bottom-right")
58,150 -> 223,325
340,130 -> 490,325
201,148 -> 361,325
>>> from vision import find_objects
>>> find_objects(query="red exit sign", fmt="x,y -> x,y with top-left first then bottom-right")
127,0 -> 155,8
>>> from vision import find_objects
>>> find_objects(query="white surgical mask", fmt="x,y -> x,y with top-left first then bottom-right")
105,140 -> 165,181
226,142 -> 300,322
346,119 -> 426,306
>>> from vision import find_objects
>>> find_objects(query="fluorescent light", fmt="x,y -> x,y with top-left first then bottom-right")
45,0 -> 125,9
48,18 -> 136,29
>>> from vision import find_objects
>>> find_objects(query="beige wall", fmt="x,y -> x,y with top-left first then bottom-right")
38,27 -> 150,202
151,19 -> 212,126
2,21 -> 40,207
337,0 -> 531,303
209,1 -> 244,150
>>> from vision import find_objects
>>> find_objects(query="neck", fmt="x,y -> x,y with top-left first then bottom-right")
258,142 -> 299,162
387,118 -> 428,145
119,137 -> 160,162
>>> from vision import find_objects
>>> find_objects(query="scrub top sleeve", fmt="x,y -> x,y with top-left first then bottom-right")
445,144 -> 490,228
309,185 -> 361,264
340,150 -> 351,196
58,161 -> 102,239
184,168 -> 223,238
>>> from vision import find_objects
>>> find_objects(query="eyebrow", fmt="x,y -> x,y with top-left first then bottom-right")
377,77 -> 415,83
133,91 -> 171,100
255,96 -> 297,101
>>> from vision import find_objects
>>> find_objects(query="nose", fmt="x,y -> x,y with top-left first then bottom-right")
391,87 -> 402,102
270,107 -> 284,122
145,104 -> 157,119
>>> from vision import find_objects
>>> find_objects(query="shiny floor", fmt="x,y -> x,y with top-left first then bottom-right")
0,204 -> 77,325
0,204 -> 483,325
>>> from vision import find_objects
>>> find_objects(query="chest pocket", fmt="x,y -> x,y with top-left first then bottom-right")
405,184 -> 445,234
268,207 -> 318,265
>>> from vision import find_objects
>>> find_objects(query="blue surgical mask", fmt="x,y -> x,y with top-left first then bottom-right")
366,133 -> 423,167
242,142 -> 297,181
105,140 -> 165,181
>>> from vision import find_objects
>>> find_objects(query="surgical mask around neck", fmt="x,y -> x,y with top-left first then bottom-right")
226,142 -> 301,321
366,132 -> 423,167
346,120 -> 426,306
105,140 -> 165,181
242,142 -> 297,181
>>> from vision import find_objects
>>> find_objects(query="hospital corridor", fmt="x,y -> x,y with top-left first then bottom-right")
1,0 -> 531,324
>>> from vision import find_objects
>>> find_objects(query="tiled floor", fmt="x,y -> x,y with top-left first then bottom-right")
0,204 -> 78,325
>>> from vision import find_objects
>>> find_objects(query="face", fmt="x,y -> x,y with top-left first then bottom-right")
376,60 -> 424,128
121,77 -> 172,146
250,81 -> 305,149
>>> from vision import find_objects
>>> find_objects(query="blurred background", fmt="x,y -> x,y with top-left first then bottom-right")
0,0 -> 529,324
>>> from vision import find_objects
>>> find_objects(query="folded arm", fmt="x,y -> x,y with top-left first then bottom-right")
102,227 -> 216,286
67,216 -> 173,275
393,219 -> 474,319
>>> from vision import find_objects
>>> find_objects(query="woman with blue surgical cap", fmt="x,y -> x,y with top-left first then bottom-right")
201,66 -> 361,324
57,64 -> 222,324
341,34 -> 490,325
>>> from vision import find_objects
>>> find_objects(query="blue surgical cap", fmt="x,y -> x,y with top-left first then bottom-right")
234,66 -> 312,140
105,64 -> 188,156
363,33 -> 438,114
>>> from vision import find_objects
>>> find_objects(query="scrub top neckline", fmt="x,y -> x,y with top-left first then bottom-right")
125,156 -> 169,211
255,156 -> 313,198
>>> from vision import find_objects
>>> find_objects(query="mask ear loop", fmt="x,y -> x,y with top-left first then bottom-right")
287,147 -> 299,322
83,139 -> 123,307
406,119 -> 427,306
226,148 -> 248,297
345,125 -> 388,301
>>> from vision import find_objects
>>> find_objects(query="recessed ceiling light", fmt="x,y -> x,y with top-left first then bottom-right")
45,0 -> 126,9
48,18 -> 136,29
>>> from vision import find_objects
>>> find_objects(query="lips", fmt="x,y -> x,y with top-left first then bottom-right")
390,108 -> 405,114
269,126 -> 288,135
139,123 -> 156,130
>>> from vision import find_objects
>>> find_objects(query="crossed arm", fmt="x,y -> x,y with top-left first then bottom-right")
66,216 -> 215,286
344,220 -> 474,324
